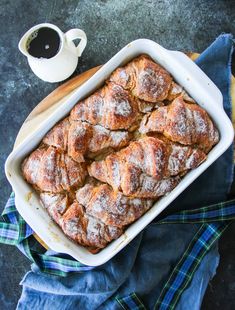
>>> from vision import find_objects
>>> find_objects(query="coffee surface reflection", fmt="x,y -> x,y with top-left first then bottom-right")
27,27 -> 61,59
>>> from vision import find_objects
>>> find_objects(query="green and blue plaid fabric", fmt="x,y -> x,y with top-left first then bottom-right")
115,223 -> 231,310
154,222 -> 228,310
1,192 -> 235,309
0,193 -> 95,276
116,292 -> 147,310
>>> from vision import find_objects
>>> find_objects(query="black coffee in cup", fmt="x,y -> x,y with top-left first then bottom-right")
27,27 -> 61,59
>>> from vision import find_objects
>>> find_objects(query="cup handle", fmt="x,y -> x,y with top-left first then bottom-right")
65,29 -> 87,57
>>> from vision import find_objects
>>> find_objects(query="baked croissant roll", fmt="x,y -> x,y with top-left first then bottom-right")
22,146 -> 87,193
40,192 -> 122,249
76,183 -> 153,227
109,55 -> 172,102
68,121 -> 132,161
88,157 -> 180,199
139,97 -> 219,152
88,137 -> 206,198
43,118 -> 131,162
61,201 -> 123,249
70,82 -> 140,130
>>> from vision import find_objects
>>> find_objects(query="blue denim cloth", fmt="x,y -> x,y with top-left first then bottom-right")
17,34 -> 234,310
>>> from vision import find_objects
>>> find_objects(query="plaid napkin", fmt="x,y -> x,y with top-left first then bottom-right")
0,34 -> 234,310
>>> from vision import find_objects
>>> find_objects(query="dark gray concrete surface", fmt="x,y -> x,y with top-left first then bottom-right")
0,0 -> 235,309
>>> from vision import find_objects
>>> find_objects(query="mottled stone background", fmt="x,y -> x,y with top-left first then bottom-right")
0,0 -> 235,309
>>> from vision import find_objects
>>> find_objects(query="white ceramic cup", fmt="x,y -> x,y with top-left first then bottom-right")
18,23 -> 87,82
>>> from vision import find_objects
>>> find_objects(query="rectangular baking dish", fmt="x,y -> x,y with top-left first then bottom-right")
5,39 -> 234,266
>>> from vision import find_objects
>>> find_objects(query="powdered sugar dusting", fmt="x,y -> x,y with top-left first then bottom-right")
109,159 -> 121,189
40,192 -> 62,209
156,177 -> 178,196
141,175 -> 157,192
110,131 -> 129,145
86,215 -> 101,237
113,99 -> 132,116
26,155 -> 41,183
43,148 -> 57,180
129,197 -> 143,207
139,174 -> 178,198
141,138 -> 165,178
172,110 -> 187,137
138,68 -> 165,97
193,110 -> 207,134
71,124 -> 87,138
185,150 -> 200,169
108,225 -> 121,238
185,106 -> 194,124
119,69 -> 128,81
168,145 -> 188,175
153,147 -> 164,175
92,188 -> 110,213
63,217 -> 81,236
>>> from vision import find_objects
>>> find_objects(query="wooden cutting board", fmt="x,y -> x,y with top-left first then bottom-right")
14,53 -> 235,248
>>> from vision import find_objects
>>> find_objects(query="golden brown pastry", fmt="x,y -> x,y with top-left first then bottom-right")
40,192 -> 123,249
68,121 -> 132,161
61,202 -> 123,249
43,118 -> 70,151
109,55 -> 172,102
22,147 -> 45,186
70,82 -> 140,130
139,97 -> 219,152
88,157 -> 181,199
43,118 -> 131,162
22,146 -> 87,192
76,183 -> 153,227
88,136 -> 206,197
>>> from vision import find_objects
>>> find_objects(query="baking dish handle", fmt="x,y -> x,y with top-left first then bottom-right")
168,50 -> 223,109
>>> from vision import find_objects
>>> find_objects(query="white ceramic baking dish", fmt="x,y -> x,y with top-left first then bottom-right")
5,39 -> 234,266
